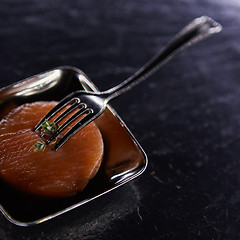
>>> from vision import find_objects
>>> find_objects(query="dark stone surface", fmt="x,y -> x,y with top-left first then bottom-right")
1,0 -> 240,239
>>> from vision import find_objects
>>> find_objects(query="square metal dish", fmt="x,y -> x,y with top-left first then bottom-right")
0,66 -> 147,226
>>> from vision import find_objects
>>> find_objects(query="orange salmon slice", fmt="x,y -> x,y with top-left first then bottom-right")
0,101 -> 104,197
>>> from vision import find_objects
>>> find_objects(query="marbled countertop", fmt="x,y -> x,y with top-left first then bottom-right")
1,0 -> 240,239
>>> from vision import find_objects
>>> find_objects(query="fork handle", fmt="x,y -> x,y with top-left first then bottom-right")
102,16 -> 222,101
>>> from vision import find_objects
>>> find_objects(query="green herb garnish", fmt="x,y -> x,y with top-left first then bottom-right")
33,141 -> 46,152
41,119 -> 59,135
33,119 -> 59,152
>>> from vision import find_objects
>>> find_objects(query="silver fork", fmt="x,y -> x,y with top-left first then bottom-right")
33,16 -> 222,151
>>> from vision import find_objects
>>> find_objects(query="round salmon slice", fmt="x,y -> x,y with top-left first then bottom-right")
0,101 -> 104,197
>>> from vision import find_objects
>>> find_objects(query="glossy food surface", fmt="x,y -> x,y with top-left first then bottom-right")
0,101 -> 104,197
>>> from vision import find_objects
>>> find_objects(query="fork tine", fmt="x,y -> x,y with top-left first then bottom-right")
54,98 -> 82,124
39,100 -> 84,138
52,109 -> 95,151
33,93 -> 78,131
46,105 -> 89,145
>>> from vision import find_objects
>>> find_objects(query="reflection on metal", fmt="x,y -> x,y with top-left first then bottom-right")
0,66 -> 147,227
15,70 -> 61,97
